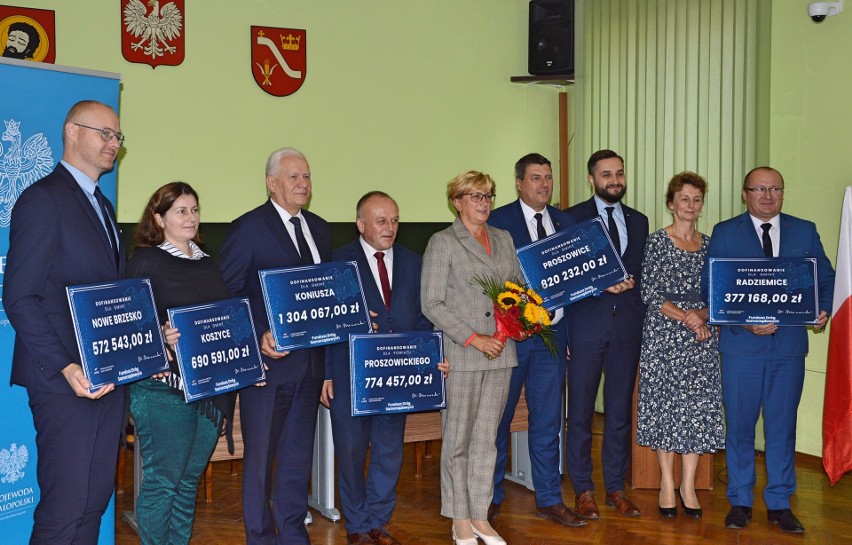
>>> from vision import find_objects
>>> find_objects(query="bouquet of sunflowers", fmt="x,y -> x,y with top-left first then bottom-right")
472,276 -> 557,356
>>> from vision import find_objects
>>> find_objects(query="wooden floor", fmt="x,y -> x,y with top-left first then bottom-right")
114,415 -> 852,545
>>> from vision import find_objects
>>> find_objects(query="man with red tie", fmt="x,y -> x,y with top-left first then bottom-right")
321,191 -> 433,545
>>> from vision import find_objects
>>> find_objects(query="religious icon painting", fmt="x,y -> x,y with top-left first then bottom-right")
121,0 -> 184,68
251,26 -> 306,97
0,5 -> 55,63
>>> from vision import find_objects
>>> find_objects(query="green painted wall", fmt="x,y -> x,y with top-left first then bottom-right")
18,1 -> 565,223
770,2 -> 849,456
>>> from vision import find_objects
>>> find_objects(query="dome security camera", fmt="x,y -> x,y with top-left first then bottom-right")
809,1 -> 843,23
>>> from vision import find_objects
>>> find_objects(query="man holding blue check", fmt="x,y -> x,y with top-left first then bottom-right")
563,149 -> 648,519
321,191 -> 433,545
486,153 -> 586,528
703,166 -> 834,534
219,148 -> 331,545
5,100 -> 126,543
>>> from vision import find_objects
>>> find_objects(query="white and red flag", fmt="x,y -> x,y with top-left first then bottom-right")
824,186 -> 852,485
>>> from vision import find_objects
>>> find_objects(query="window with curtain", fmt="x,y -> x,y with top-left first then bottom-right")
571,0 -> 771,232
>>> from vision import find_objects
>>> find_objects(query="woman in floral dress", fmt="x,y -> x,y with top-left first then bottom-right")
636,172 -> 724,519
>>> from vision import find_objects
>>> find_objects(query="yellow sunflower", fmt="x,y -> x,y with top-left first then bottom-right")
537,305 -> 552,326
526,288 -> 543,305
523,304 -> 540,323
497,291 -> 520,309
504,281 -> 524,293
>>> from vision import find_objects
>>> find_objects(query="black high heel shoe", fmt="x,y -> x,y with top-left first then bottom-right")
678,490 -> 703,519
658,489 -> 677,518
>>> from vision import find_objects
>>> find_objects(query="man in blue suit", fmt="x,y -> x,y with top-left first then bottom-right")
703,166 -> 834,534
320,191 -> 433,545
486,153 -> 586,528
219,148 -> 331,545
5,100 -> 126,544
563,149 -> 648,519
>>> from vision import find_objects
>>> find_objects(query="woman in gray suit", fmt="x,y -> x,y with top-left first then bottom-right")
421,171 -> 521,545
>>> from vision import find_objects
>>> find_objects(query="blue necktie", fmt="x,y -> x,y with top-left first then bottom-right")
761,223 -> 773,257
289,217 -> 314,264
606,206 -> 621,255
94,186 -> 120,270
534,212 -> 547,240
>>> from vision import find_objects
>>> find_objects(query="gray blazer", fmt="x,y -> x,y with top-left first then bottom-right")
421,217 -> 522,372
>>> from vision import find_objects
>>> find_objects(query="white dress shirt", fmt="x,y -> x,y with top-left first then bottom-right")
749,214 -> 781,257
518,200 -> 563,326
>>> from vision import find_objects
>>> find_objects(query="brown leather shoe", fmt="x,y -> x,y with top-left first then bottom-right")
536,502 -> 588,527
368,527 -> 402,545
605,490 -> 641,517
575,490 -> 600,519
347,532 -> 375,545
487,502 -> 501,522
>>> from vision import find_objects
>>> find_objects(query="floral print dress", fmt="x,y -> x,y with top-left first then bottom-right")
636,229 -> 724,454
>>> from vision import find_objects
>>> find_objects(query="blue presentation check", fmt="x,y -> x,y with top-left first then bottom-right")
349,331 -> 446,416
517,217 -> 628,310
708,257 -> 819,325
259,261 -> 372,351
66,278 -> 169,392
167,298 -> 266,402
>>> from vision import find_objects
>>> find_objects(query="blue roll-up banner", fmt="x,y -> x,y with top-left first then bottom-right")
0,58 -> 120,544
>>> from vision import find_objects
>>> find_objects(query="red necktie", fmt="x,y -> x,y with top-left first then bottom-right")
375,251 -> 392,310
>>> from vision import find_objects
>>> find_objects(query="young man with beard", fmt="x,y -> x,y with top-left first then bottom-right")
563,149 -> 649,520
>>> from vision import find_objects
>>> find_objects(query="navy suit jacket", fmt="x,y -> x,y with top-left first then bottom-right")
487,200 -> 574,351
218,200 -> 331,384
563,197 -> 649,345
702,212 -> 835,356
5,163 -> 126,394
325,238 -> 432,383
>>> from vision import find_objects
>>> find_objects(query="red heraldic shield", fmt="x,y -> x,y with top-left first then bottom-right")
251,26 -> 306,97
121,0 -> 184,68
0,5 -> 56,63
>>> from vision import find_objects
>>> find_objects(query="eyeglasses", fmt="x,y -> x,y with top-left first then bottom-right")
743,187 -> 784,194
74,123 -> 125,145
460,193 -> 495,203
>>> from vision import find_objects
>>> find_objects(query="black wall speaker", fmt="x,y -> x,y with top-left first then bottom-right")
528,0 -> 574,76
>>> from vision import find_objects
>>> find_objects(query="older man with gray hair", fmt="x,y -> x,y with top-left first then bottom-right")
219,148 -> 331,545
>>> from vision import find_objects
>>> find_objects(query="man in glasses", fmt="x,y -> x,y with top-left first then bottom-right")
5,100 -> 126,543
487,153 -> 585,528
702,167 -> 835,534
563,149 -> 648,520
